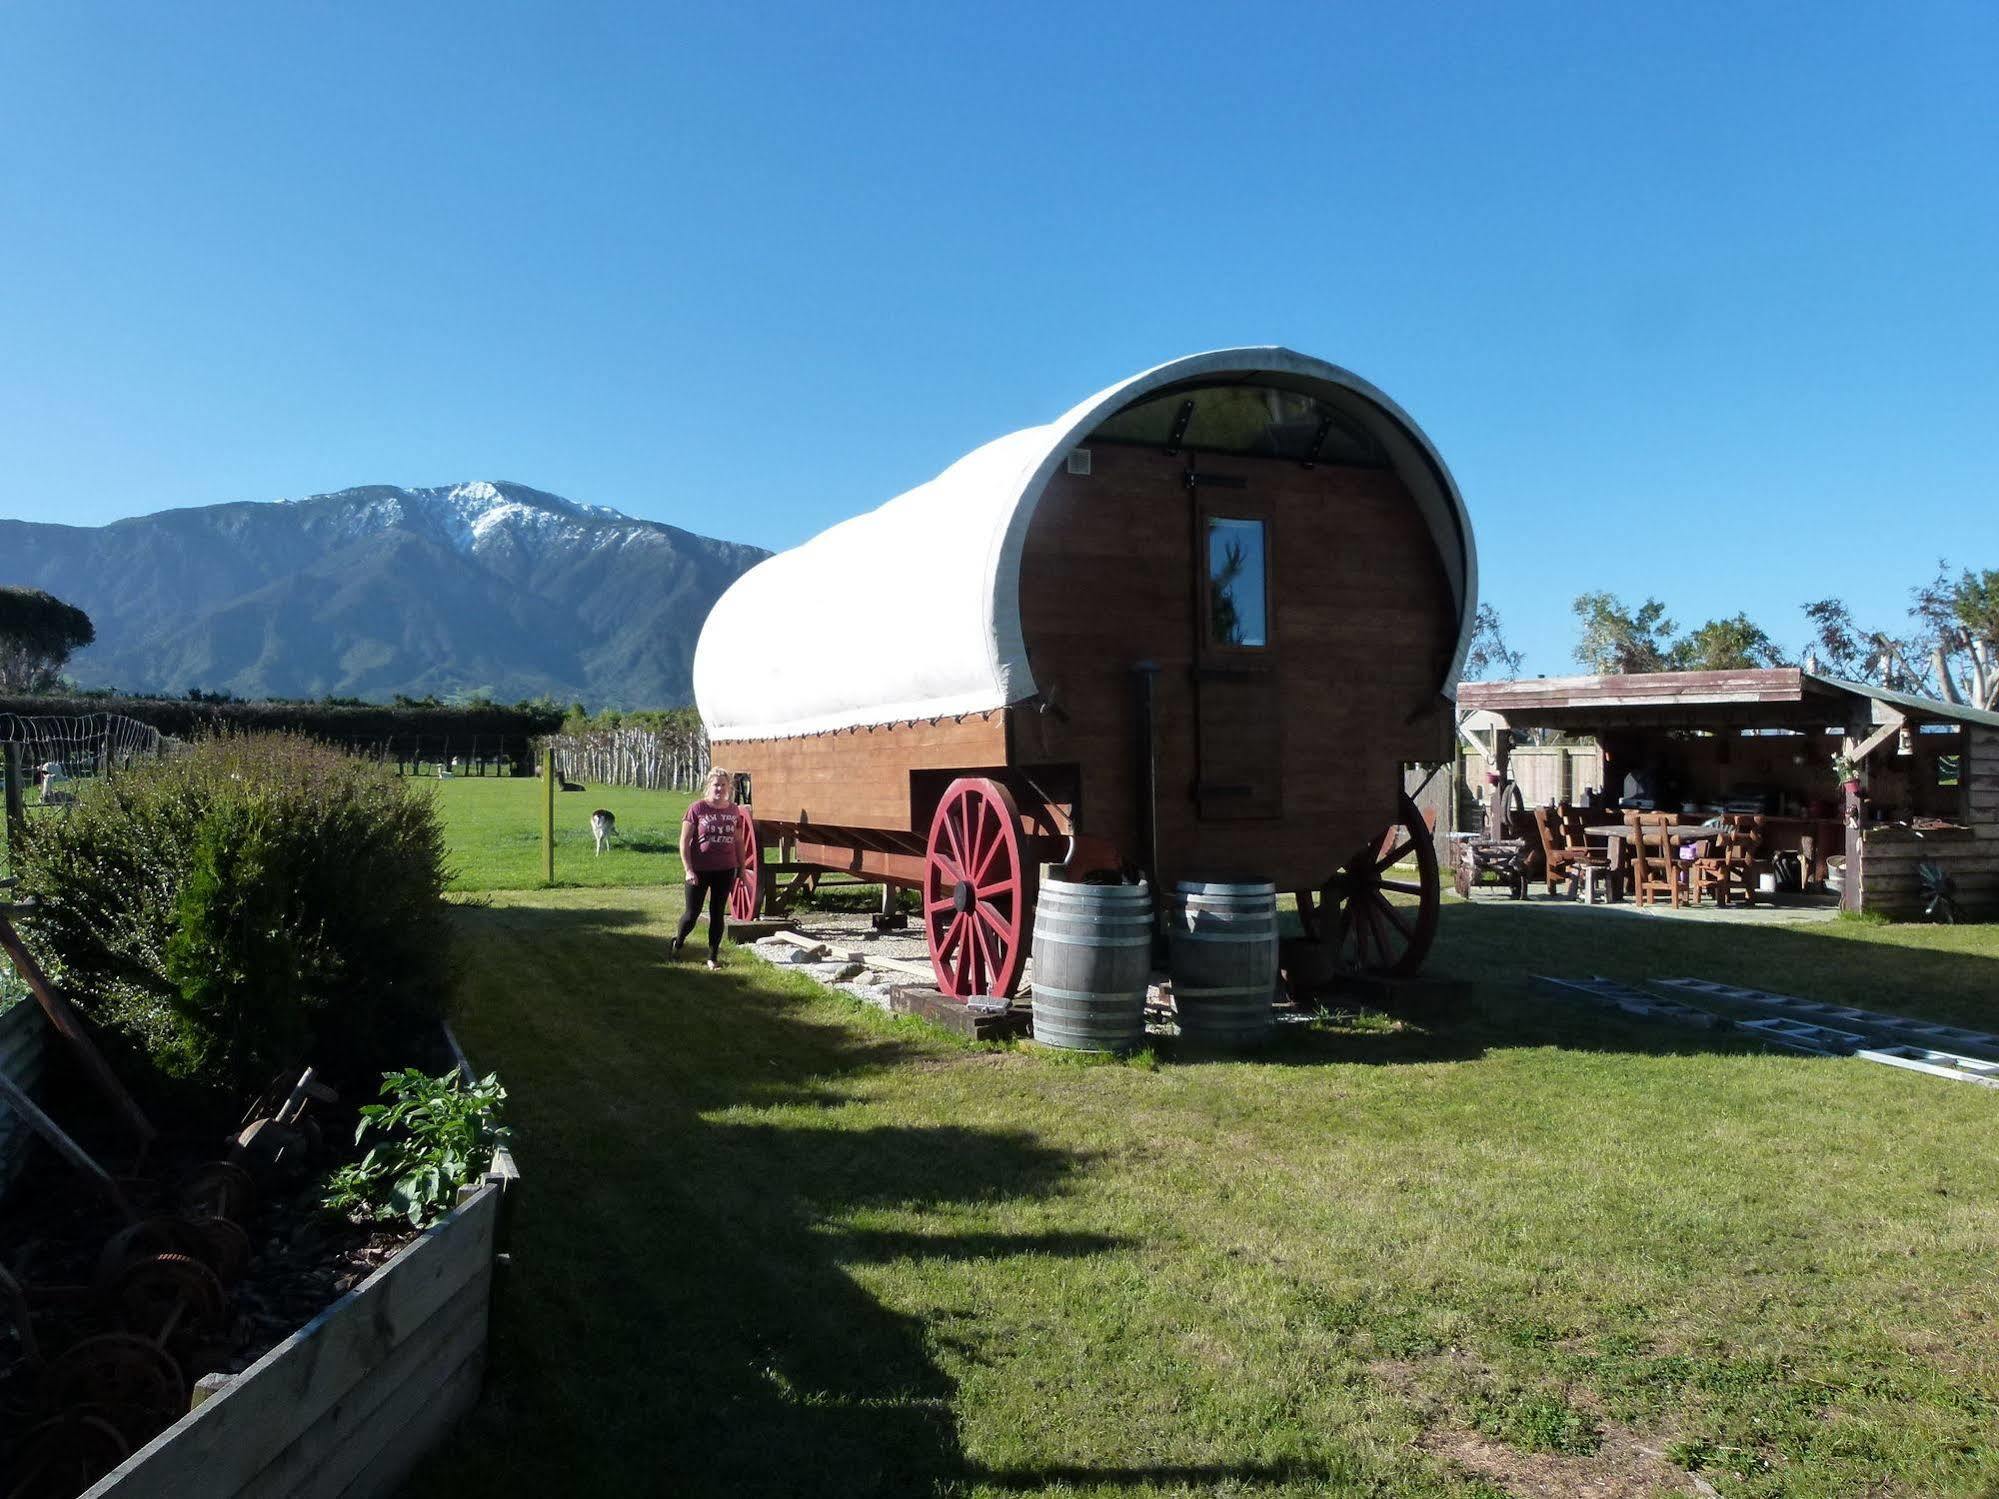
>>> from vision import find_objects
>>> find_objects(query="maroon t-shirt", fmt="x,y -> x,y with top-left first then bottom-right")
683,800 -> 746,874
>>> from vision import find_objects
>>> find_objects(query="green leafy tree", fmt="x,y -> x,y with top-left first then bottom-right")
0,587 -> 95,693
1667,614 -> 1787,671
1571,593 -> 1676,675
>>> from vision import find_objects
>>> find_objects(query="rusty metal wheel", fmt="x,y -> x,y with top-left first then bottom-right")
179,1161 -> 254,1221
41,1332 -> 186,1443
108,1253 -> 226,1345
7,1411 -> 131,1499
185,1216 -> 251,1284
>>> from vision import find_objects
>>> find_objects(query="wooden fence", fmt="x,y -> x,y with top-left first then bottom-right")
0,995 -> 44,1193
539,722 -> 710,791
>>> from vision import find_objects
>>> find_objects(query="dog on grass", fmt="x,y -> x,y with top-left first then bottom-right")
590,808 -> 616,856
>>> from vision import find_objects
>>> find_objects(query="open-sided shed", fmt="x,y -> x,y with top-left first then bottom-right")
1457,668 -> 1999,918
696,347 -> 1477,995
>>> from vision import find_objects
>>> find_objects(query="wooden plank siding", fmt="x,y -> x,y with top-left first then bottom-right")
0,998 -> 46,1195
86,1176 -> 506,1499
1850,728 -> 1999,919
715,714 -> 1008,833
1011,443 -> 1455,887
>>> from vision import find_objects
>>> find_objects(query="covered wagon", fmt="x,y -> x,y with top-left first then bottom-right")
693,347 -> 1477,998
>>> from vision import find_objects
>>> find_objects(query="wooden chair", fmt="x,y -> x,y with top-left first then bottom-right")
1531,807 -> 1587,896
1559,805 -> 1620,899
1691,819 -> 1761,907
1627,812 -> 1685,908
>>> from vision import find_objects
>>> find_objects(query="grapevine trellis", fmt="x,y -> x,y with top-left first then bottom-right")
0,712 -> 170,780
537,722 -> 710,792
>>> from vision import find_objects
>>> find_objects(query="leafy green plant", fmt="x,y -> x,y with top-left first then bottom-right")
323,1067 -> 509,1228
1831,751 -> 1861,783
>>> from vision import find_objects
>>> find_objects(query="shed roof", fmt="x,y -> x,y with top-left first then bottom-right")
696,347 -> 1477,741
1456,668 -> 1999,732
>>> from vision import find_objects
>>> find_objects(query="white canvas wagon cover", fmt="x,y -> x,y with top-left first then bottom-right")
695,347 -> 1476,741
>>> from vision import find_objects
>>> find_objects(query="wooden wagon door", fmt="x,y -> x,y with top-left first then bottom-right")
1191,474 -> 1282,819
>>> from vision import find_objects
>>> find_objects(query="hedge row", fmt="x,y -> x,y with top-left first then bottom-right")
0,694 -> 563,746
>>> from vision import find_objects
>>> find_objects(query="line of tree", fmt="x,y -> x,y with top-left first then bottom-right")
540,706 -> 710,791
1464,562 -> 1999,710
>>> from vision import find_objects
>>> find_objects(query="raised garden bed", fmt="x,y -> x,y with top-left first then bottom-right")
0,1022 -> 513,1499
81,1144 -> 514,1499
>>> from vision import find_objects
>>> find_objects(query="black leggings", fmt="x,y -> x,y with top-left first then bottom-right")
677,868 -> 736,958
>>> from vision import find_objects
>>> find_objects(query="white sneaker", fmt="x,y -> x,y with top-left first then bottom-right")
705,958 -> 720,970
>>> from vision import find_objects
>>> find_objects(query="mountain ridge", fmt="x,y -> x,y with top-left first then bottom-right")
0,481 -> 768,708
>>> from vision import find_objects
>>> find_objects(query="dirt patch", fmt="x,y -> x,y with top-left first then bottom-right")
1372,1357 -> 1720,1498
1421,1426 -> 1719,1498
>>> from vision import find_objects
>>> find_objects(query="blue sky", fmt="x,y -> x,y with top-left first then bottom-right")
2,2 -> 1994,673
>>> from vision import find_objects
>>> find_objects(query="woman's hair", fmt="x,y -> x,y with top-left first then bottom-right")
707,766 -> 731,786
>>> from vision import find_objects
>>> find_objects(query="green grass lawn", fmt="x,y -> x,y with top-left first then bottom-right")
427,775 -> 696,891
409,844 -> 1999,1497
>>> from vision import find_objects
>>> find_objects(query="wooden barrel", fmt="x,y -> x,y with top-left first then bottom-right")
1029,878 -> 1154,1052
1166,881 -> 1277,1048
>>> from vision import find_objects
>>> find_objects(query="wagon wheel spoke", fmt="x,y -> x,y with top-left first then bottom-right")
1374,892 -> 1414,944
1376,838 -> 1416,872
1379,878 -> 1424,896
1357,906 -> 1380,970
972,821 -> 1006,885
969,914 -> 998,987
965,802 -> 992,881
1359,897 -> 1387,966
940,810 -> 969,881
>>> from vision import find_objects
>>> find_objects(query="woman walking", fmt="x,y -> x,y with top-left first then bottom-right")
673,767 -> 751,969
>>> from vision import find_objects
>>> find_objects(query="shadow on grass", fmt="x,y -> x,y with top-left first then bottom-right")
1246,894 -> 1999,1068
413,901 -> 1168,1497
413,894 -> 1999,1495
1428,896 -> 1999,1038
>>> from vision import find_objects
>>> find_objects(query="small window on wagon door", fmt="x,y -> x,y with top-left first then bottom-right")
1206,517 -> 1267,647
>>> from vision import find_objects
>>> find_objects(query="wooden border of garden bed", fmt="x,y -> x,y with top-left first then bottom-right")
82,1041 -> 517,1499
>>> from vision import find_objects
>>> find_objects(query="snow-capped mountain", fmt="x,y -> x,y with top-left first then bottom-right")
0,482 -> 769,707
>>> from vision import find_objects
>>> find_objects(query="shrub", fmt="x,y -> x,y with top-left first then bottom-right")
0,961 -> 25,1015
13,733 -> 452,1105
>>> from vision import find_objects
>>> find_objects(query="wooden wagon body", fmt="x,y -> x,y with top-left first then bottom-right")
694,348 -> 1478,997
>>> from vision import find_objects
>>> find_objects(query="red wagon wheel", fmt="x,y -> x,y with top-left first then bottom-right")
730,816 -> 763,923
1301,792 -> 1440,977
923,778 -> 1034,1000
